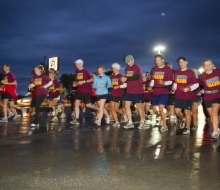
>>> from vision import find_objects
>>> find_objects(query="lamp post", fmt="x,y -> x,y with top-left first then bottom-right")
154,46 -> 165,54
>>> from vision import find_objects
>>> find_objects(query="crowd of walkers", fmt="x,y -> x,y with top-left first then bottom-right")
0,54 -> 220,139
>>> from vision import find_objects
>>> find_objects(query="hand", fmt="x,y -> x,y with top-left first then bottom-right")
28,84 -> 35,90
170,89 -> 175,94
183,87 -> 190,92
197,92 -> 201,96
147,87 -> 153,92
121,77 -> 127,83
73,83 -> 78,87
78,81 -> 84,85
113,86 -> 120,89
99,84 -> 106,88
158,79 -> 165,85
1,80 -> 7,85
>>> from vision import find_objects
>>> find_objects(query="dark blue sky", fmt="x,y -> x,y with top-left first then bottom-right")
1,0 -> 220,93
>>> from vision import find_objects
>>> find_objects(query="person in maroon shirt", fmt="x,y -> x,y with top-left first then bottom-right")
171,57 -> 199,135
191,69 -> 202,132
148,54 -> 173,132
198,59 -> 220,139
142,72 -> 152,118
110,63 -> 127,128
29,65 -> 53,128
48,70 -> 61,122
1,64 -> 26,122
121,55 -> 145,129
70,59 -> 98,125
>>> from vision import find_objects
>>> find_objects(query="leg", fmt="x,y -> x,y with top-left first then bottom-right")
75,99 -> 81,119
211,103 -> 220,132
125,101 -> 132,122
136,103 -> 144,121
2,99 -> 9,118
97,99 -> 106,121
184,109 -> 191,128
158,104 -> 166,126
191,102 -> 199,125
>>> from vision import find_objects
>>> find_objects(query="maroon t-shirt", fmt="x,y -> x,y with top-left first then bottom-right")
151,66 -> 173,95
125,63 -> 143,94
174,69 -> 198,99
111,73 -> 124,97
3,72 -> 16,83
49,79 -> 60,98
76,68 -> 93,93
198,69 -> 220,101
33,74 -> 51,96
143,80 -> 152,101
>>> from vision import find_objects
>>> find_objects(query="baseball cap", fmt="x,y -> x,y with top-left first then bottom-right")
124,55 -> 134,63
74,59 -> 84,64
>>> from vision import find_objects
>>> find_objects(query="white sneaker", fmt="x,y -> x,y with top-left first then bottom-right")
2,118 -> 8,123
8,112 -> 14,119
70,119 -> 79,125
138,121 -> 145,129
112,122 -> 120,128
13,115 -> 21,120
22,108 -> 27,115
109,115 -> 114,122
51,117 -> 58,122
211,131 -> 219,139
106,116 -> 110,124
60,114 -> 66,118
124,122 -> 134,129
31,123 -> 39,130
160,125 -> 168,132
95,120 -> 101,126
123,115 -> 128,123
31,112 -> 36,116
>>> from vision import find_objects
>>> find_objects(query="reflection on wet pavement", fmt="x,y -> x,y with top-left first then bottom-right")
0,106 -> 220,189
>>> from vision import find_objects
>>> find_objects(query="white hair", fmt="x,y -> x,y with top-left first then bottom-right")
112,63 -> 120,71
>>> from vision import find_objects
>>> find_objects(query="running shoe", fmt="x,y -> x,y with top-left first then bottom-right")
123,115 -> 128,123
109,115 -> 114,122
211,131 -> 219,139
7,112 -> 14,119
31,112 -> 36,116
95,120 -> 101,126
191,125 -> 198,131
70,119 -> 79,125
22,108 -> 27,115
170,117 -> 177,125
51,117 -> 58,122
138,121 -> 145,129
179,119 -> 186,129
160,125 -> 168,132
112,122 -> 120,128
106,116 -> 110,124
13,115 -> 21,120
30,123 -> 39,130
124,122 -> 134,129
1,118 -> 8,123
182,128 -> 190,135
60,114 -> 66,118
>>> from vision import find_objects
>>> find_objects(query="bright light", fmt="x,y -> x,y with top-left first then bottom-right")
198,67 -> 204,74
154,46 -> 165,54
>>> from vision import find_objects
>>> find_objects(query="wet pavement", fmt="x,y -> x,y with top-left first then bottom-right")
0,106 -> 220,190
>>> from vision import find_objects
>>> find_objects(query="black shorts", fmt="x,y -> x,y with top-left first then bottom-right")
143,99 -> 151,103
125,92 -> 144,103
193,97 -> 202,104
110,96 -> 122,103
96,94 -> 108,101
175,98 -> 193,110
203,98 -> 220,108
2,93 -> 14,101
31,97 -> 36,107
75,92 -> 91,104
106,94 -> 110,103
168,94 -> 175,105
91,96 -> 97,104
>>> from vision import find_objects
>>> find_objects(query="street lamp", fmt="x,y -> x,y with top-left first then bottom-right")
154,46 -> 165,54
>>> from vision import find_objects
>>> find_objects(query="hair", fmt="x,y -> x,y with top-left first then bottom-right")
165,62 -> 172,68
154,54 -> 164,59
2,64 -> 10,68
202,59 -> 214,67
112,63 -> 120,71
97,65 -> 105,70
191,68 -> 197,75
177,56 -> 187,62
35,65 -> 45,73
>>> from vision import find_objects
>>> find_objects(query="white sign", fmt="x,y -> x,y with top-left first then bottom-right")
49,57 -> 59,71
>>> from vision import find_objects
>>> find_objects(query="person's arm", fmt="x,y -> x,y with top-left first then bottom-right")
93,77 -> 98,89
106,76 -> 111,88
188,83 -> 199,91
120,83 -> 127,88
126,74 -> 140,81
43,81 -> 53,88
